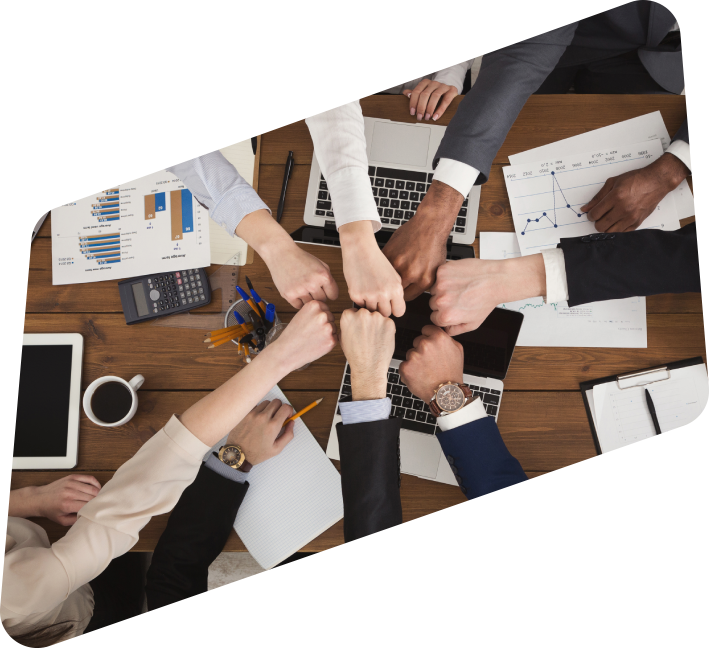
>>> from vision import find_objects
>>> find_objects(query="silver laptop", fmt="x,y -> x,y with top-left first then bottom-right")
326,295 -> 524,485
305,117 -> 480,244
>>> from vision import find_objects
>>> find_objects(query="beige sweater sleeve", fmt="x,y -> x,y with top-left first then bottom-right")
2,415 -> 210,618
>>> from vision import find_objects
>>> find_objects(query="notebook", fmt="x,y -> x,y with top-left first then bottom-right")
580,357 -> 708,454
206,385 -> 344,569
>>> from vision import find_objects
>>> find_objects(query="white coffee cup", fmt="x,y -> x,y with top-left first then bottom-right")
83,375 -> 144,427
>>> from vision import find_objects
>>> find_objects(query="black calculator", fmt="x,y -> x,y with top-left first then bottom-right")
118,268 -> 212,325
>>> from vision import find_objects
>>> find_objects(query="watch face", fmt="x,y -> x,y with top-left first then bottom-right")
221,446 -> 242,466
436,384 -> 465,412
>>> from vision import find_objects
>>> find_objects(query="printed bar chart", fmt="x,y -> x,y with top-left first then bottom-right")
144,194 -> 155,220
180,189 -> 193,233
170,189 -> 183,240
90,188 -> 121,222
78,232 -> 121,265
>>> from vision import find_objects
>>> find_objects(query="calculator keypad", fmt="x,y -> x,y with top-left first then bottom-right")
147,269 -> 207,313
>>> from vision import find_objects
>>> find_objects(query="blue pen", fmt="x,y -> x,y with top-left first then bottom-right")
264,303 -> 276,331
245,276 -> 267,321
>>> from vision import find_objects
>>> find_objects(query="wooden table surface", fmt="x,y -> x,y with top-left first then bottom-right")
17,94 -> 704,552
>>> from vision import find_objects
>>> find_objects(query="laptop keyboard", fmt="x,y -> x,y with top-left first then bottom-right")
315,166 -> 469,234
337,364 -> 501,435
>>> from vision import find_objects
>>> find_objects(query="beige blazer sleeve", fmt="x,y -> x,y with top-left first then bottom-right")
2,415 -> 210,619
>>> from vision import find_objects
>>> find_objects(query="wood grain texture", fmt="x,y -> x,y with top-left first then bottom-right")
259,94 -> 687,166
22,313 -> 706,391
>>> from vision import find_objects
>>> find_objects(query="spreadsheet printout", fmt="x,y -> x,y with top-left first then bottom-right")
51,169 -> 211,285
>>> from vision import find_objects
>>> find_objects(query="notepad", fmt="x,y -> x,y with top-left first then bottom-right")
584,363 -> 708,454
206,385 -> 343,569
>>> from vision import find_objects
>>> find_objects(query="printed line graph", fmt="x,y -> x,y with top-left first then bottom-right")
503,139 -> 679,255
520,171 -> 586,235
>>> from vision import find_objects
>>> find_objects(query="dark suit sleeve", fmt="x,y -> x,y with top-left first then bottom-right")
437,416 -> 527,499
336,418 -> 402,542
145,464 -> 249,610
434,23 -> 577,184
560,223 -> 700,307
672,119 -> 689,144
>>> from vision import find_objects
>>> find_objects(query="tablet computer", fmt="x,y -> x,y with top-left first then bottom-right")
13,333 -> 84,469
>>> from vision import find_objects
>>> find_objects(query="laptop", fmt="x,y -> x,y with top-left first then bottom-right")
304,117 -> 480,244
326,294 -> 524,485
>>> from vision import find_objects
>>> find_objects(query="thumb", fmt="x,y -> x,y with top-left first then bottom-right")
274,421 -> 295,452
581,178 -> 614,214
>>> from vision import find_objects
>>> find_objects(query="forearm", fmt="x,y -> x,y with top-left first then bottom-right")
8,487 -> 40,518
236,208 -> 294,261
180,346 -> 290,446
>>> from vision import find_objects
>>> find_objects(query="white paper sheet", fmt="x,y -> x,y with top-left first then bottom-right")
509,111 -> 694,219
51,169 -> 211,285
591,364 -> 708,453
479,232 -> 647,348
207,385 -> 343,570
503,139 -> 680,256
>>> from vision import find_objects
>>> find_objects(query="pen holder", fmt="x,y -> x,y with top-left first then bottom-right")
264,314 -> 310,372
225,299 -> 268,361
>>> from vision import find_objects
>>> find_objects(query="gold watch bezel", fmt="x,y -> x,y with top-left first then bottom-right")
433,382 -> 468,414
218,444 -> 246,469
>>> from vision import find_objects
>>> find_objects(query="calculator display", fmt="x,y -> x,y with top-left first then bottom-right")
131,282 -> 149,317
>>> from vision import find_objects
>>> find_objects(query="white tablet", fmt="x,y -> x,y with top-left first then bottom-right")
14,333 -> 84,469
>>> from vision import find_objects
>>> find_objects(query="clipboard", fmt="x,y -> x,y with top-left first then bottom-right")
580,356 -> 705,455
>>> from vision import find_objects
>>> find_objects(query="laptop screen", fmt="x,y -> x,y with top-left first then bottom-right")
391,294 -> 524,380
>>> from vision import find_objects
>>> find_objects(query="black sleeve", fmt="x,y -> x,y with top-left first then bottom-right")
672,119 -> 689,145
145,464 -> 249,610
336,418 -> 402,542
560,223 -> 700,307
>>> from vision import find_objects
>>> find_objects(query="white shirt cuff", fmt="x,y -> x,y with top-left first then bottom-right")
329,166 -> 381,232
666,140 -> 691,174
541,248 -> 569,303
339,398 -> 391,425
437,397 -> 488,432
432,158 -> 480,198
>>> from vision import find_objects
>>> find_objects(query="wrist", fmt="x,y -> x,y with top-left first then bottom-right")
338,220 -> 377,250
351,371 -> 388,400
496,254 -> 546,302
250,343 -> 293,382
656,152 -> 690,190
9,486 -> 41,518
236,209 -> 293,260
416,180 -> 463,232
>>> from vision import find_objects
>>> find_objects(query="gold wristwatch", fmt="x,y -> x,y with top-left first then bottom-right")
428,382 -> 474,417
216,444 -> 252,472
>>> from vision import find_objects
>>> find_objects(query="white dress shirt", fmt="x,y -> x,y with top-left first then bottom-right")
666,140 -> 691,174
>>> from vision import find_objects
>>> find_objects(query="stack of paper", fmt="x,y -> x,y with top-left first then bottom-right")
206,385 -> 343,569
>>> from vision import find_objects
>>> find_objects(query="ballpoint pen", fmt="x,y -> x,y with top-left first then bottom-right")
277,151 -> 294,223
645,389 -> 662,435
245,276 -> 267,321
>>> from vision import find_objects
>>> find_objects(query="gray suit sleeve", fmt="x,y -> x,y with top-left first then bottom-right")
672,119 -> 689,144
434,24 -> 578,184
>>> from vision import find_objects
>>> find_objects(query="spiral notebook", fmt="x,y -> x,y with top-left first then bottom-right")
206,385 -> 343,569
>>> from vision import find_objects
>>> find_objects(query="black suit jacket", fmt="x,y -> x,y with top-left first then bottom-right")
560,221 -> 700,307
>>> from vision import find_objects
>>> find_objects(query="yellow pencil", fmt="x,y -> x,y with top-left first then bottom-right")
283,398 -> 323,424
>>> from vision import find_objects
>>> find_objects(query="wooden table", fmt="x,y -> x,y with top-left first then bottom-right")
16,94 -> 704,551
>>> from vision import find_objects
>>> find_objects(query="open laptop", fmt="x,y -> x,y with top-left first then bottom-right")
304,117 -> 480,244
326,295 -> 524,485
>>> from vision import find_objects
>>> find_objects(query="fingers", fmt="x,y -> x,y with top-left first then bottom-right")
70,474 -> 101,490
391,293 -> 406,318
321,269 -> 340,301
416,84 -> 433,121
407,80 -> 428,116
376,299 -> 392,318
593,208 -> 623,233
263,399 -> 285,420
274,421 -> 295,452
57,513 -> 78,526
67,481 -> 101,498
582,178 -> 614,218
403,283 -> 425,302
424,89 -> 444,121
290,296 -> 305,309
420,324 -> 443,338
432,88 -> 457,121
253,400 -> 271,414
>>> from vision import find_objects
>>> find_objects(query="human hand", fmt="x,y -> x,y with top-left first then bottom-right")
266,300 -> 338,373
430,255 -> 546,335
398,326 -> 464,402
403,80 -> 459,121
340,221 -> 405,317
9,475 -> 102,526
582,153 -> 690,233
236,209 -> 339,308
339,307 -> 396,400
382,180 -> 462,301
226,399 -> 294,465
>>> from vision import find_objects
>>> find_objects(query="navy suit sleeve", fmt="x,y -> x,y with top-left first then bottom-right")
145,465 -> 248,610
437,417 -> 527,499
